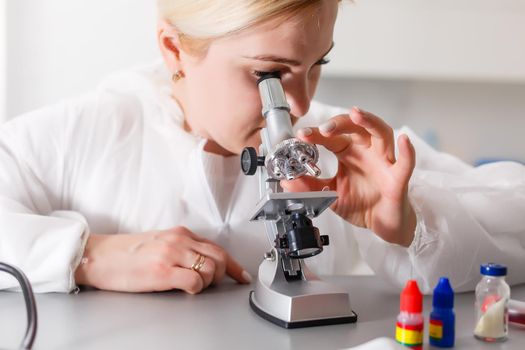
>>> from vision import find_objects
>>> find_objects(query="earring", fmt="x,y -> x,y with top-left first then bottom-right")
172,70 -> 185,82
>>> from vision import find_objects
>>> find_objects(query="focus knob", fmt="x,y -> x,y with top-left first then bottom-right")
241,147 -> 259,175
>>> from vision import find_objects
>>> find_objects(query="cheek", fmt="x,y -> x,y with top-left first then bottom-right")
221,76 -> 264,131
185,66 -> 265,150
308,67 -> 322,95
208,83 -> 263,147
185,74 -> 236,132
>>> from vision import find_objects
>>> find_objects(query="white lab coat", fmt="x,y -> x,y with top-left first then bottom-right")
1,62 -> 524,294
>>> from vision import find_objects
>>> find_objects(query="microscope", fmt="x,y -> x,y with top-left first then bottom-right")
240,73 -> 357,328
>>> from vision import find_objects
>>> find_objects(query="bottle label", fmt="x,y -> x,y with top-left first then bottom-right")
396,322 -> 423,347
429,319 -> 443,340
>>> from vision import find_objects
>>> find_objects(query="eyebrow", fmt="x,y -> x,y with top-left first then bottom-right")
242,42 -> 335,66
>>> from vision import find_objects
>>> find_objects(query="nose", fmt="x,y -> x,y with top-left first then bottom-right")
285,77 -> 312,118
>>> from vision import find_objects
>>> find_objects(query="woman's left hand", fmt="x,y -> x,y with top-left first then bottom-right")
281,107 -> 417,247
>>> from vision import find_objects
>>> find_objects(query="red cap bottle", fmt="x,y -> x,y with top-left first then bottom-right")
396,280 -> 424,349
401,280 -> 423,313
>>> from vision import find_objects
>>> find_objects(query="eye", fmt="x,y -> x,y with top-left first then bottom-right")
252,70 -> 280,78
315,57 -> 330,65
252,58 -> 330,78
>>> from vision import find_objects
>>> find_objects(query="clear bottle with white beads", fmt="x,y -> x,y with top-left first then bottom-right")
474,263 -> 510,342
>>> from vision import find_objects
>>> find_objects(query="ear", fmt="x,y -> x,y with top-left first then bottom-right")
157,19 -> 184,73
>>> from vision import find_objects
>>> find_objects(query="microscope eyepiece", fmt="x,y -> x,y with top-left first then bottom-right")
256,71 -> 281,85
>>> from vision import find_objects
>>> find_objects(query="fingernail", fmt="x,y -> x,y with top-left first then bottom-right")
298,127 -> 312,136
319,121 -> 336,133
242,270 -> 253,283
402,134 -> 413,146
321,186 -> 330,191
352,106 -> 369,122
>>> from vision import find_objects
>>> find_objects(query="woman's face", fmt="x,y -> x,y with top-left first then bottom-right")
163,1 -> 338,155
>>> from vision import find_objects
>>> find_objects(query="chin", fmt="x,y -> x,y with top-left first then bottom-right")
226,130 -> 262,155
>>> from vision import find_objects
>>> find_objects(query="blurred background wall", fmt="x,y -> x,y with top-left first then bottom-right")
2,0 -> 159,120
1,0 -> 524,165
0,0 -> 6,121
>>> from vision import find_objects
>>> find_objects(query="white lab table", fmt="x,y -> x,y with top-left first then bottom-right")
1,276 -> 524,349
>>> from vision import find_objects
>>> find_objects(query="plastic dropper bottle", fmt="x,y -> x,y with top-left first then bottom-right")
429,277 -> 455,347
396,280 -> 424,349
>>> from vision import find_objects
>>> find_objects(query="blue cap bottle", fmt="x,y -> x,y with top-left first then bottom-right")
429,277 -> 455,347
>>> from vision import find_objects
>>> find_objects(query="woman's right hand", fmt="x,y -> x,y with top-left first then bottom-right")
74,226 -> 251,293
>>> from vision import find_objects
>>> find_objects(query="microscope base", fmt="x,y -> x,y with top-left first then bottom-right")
249,291 -> 357,328
249,255 -> 357,328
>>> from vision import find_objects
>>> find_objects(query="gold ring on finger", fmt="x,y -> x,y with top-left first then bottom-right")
191,254 -> 206,272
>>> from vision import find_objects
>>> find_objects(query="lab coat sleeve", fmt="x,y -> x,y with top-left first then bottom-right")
353,127 -> 525,294
0,102 -> 90,293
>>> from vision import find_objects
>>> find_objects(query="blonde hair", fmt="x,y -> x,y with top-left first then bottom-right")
157,0 -> 323,55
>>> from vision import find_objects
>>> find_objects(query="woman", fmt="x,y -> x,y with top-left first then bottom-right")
1,0 -> 524,294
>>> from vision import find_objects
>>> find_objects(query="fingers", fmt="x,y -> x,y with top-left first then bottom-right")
194,241 -> 251,285
147,258 -> 205,294
297,126 -> 352,154
296,113 -> 369,154
192,242 -> 228,284
189,252 -> 216,288
168,251 -> 251,295
393,134 -> 416,187
348,107 -> 395,162
149,243 -> 213,289
225,254 -> 252,284
281,175 -> 333,193
296,108 -> 395,163
157,248 -> 216,291
157,227 -> 251,286
169,267 -> 204,294
317,114 -> 369,146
